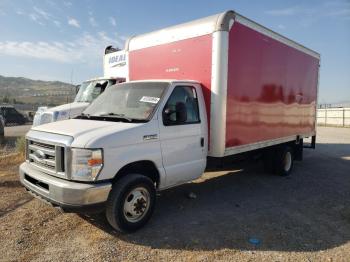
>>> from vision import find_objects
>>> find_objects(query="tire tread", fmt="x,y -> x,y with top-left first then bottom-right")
106,174 -> 155,233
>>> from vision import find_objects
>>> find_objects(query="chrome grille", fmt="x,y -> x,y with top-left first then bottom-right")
27,139 -> 65,176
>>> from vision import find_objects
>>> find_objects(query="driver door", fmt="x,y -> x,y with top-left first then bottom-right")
158,84 -> 207,187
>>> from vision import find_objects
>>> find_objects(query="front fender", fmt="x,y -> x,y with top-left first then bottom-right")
97,141 -> 166,188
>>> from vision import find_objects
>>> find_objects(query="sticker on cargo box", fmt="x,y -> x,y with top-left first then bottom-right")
140,96 -> 160,104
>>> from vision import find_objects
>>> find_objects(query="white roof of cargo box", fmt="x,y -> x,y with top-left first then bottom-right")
126,11 -> 320,59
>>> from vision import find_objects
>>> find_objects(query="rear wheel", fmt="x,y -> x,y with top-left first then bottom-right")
276,146 -> 294,176
263,145 -> 294,176
106,174 -> 156,233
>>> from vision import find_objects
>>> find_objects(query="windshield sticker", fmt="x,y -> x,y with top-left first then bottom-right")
140,96 -> 160,104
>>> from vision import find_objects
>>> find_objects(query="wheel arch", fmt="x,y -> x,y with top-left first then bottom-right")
113,160 -> 161,188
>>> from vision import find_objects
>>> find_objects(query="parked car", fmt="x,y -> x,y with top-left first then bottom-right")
0,105 -> 27,126
0,115 -> 4,136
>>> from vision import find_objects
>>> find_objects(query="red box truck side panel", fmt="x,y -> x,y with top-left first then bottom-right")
129,35 -> 212,123
226,22 -> 319,148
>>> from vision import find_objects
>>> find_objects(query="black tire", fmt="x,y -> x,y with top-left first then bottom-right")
274,145 -> 294,176
106,174 -> 156,233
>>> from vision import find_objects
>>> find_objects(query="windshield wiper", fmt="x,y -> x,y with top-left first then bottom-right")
76,112 -> 91,119
97,113 -> 132,122
76,113 -> 147,123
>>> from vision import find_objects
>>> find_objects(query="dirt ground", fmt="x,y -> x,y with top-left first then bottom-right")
3,125 -> 31,138
0,126 -> 349,261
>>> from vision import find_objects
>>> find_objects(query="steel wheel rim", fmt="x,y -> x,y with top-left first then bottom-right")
283,151 -> 292,172
123,187 -> 150,223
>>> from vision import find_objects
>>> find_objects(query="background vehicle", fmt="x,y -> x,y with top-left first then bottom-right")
0,116 -> 4,137
32,77 -> 124,126
20,10 -> 319,232
32,49 -> 128,126
0,105 -> 28,126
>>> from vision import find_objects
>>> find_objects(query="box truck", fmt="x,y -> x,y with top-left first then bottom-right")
32,49 -> 127,126
19,10 -> 320,232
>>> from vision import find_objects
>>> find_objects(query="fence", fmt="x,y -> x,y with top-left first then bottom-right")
317,108 -> 350,127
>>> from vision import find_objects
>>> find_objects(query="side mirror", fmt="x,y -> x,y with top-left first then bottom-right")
75,85 -> 81,94
163,102 -> 187,125
163,107 -> 174,125
175,102 -> 187,123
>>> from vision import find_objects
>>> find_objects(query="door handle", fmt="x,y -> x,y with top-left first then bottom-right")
200,137 -> 204,147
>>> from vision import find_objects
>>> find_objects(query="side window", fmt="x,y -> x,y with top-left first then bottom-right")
162,86 -> 200,126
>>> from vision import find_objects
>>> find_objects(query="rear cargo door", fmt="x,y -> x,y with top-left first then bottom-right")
159,85 -> 206,187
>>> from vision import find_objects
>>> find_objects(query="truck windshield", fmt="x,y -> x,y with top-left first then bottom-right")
74,79 -> 112,103
81,82 -> 168,122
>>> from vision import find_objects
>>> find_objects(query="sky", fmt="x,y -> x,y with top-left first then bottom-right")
0,0 -> 349,103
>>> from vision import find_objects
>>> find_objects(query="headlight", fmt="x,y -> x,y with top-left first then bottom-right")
71,148 -> 103,181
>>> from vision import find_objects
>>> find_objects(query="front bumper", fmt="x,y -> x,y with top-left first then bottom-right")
19,162 -> 112,211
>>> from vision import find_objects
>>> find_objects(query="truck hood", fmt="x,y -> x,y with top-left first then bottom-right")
47,102 -> 90,118
47,102 -> 89,112
31,118 -> 156,148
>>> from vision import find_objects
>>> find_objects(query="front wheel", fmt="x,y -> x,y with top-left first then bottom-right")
106,174 -> 156,233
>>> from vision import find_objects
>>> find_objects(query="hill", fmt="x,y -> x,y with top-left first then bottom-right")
0,75 -> 75,106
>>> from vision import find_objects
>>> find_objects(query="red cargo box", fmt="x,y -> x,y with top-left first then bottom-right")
126,11 -> 320,157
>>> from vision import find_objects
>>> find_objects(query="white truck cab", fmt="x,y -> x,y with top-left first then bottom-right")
32,77 -> 123,126
20,80 -> 208,232
33,48 -> 128,126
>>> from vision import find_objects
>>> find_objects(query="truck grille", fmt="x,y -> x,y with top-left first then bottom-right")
27,139 -> 65,176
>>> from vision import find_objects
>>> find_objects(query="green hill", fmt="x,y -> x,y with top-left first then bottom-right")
0,75 -> 75,106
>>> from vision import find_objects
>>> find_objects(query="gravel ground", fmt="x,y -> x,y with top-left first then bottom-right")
0,126 -> 349,261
